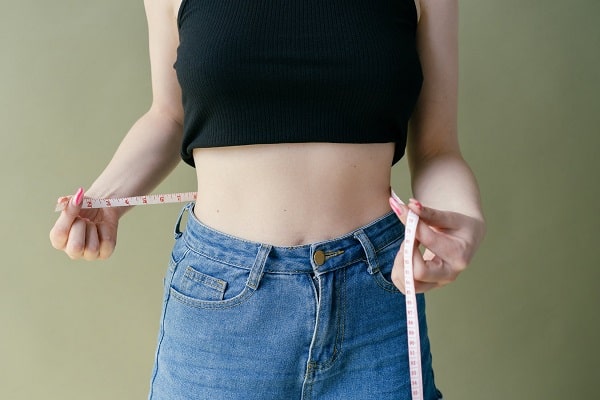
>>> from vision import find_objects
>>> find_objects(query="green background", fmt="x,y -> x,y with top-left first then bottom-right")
1,1 -> 598,398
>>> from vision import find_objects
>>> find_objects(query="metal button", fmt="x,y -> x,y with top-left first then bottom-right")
313,250 -> 326,266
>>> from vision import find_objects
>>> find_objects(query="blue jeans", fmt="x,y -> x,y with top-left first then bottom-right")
149,203 -> 442,399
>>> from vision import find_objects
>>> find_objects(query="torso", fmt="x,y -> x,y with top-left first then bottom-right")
170,0 -> 418,245
192,142 -> 395,246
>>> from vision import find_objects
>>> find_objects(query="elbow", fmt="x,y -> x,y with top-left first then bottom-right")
147,103 -> 184,132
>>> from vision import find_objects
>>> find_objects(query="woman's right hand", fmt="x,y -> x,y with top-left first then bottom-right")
49,188 -> 120,260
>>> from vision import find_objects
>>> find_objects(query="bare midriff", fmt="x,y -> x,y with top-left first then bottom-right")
192,142 -> 396,246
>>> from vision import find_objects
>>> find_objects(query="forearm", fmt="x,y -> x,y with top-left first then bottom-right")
409,151 -> 485,223
86,107 -> 183,217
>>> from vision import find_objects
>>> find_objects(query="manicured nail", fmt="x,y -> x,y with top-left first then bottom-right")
389,197 -> 403,217
72,187 -> 84,206
409,198 -> 422,210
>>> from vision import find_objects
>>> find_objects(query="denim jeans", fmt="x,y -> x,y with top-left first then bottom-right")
149,203 -> 442,399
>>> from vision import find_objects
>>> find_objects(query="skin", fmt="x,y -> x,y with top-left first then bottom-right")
50,0 -> 485,293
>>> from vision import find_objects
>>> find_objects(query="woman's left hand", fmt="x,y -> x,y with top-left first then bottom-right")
389,197 -> 486,293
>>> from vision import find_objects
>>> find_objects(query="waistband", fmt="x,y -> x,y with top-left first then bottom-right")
173,203 -> 405,276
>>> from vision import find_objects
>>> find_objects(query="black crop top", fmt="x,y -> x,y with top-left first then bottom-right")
175,0 -> 422,167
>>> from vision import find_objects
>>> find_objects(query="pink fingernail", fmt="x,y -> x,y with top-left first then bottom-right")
72,187 -> 84,206
389,198 -> 403,217
409,198 -> 422,210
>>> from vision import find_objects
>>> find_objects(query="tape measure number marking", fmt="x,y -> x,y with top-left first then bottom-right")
54,192 -> 197,212
403,209 -> 424,400
391,189 -> 423,400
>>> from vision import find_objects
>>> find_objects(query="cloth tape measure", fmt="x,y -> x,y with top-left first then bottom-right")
54,189 -> 424,399
390,189 -> 424,400
54,192 -> 198,212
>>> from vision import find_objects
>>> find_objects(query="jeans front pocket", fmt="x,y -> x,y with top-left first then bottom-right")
371,236 -> 403,293
169,248 -> 258,310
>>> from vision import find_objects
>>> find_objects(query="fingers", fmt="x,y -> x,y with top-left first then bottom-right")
407,198 -> 460,229
391,241 -> 454,294
388,192 -> 409,226
65,217 -> 87,259
83,221 -> 100,260
389,193 -> 478,292
49,187 -> 117,260
63,217 -> 102,260
405,199 -> 471,271
415,254 -> 458,287
49,188 -> 84,251
390,242 -> 407,292
390,195 -> 453,267
63,221 -> 116,260
97,221 -> 117,259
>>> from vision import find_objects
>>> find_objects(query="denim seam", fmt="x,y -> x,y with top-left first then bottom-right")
375,234 -> 405,253
169,286 -> 256,310
168,245 -> 268,310
354,231 -> 402,294
182,238 -> 253,270
308,268 -> 347,373
171,244 -> 191,265
149,259 -> 178,397
183,266 -> 227,292
302,365 -> 315,400
372,271 -> 402,294
329,267 -> 346,370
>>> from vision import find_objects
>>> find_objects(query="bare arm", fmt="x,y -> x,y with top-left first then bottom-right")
87,0 -> 184,210
391,0 -> 486,292
409,0 -> 483,220
50,0 -> 184,259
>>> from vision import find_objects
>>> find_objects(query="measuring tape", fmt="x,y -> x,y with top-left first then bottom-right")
54,192 -> 197,212
403,209 -> 423,400
391,190 -> 423,400
54,189 -> 424,399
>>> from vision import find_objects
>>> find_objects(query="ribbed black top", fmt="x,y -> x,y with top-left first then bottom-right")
175,0 -> 422,167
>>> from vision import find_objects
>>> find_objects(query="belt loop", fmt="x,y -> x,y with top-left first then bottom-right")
354,229 -> 380,275
246,244 -> 271,290
173,202 -> 193,239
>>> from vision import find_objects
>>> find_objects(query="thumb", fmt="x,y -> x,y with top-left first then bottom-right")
389,189 -> 409,225
68,187 -> 85,211
57,187 -> 85,220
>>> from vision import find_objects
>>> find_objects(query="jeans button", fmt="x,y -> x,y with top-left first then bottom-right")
313,250 -> 326,266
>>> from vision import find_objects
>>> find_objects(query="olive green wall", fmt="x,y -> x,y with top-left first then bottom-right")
1,1 -> 598,398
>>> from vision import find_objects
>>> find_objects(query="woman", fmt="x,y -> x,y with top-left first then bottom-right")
50,0 -> 485,398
